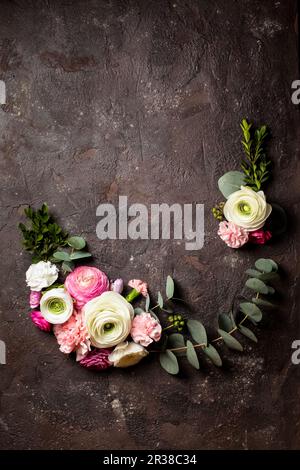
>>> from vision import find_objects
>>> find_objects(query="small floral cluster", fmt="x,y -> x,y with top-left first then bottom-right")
212,119 -> 286,249
216,186 -> 272,248
26,261 -> 162,370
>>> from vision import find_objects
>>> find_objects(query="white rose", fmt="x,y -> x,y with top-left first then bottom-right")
83,291 -> 134,348
223,186 -> 272,231
26,261 -> 58,291
108,341 -> 148,368
40,287 -> 74,324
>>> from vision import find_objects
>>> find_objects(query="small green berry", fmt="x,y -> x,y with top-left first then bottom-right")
168,315 -> 174,322
180,321 -> 185,326
177,327 -> 183,332
174,321 -> 179,326
177,314 -> 182,320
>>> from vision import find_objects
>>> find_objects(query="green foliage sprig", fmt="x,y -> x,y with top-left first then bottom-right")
19,204 -> 92,272
153,259 -> 280,375
240,119 -> 271,191
19,204 -> 68,262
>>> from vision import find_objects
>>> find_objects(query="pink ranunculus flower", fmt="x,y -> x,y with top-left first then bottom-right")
248,229 -> 272,245
30,310 -> 52,332
54,310 -> 90,361
79,348 -> 112,371
64,266 -> 109,309
218,221 -> 249,248
29,290 -> 41,309
131,312 -> 162,347
128,279 -> 148,297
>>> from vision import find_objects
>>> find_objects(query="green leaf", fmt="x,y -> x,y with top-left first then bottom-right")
186,340 -> 200,369
246,269 -> 263,279
218,313 -> 234,333
145,294 -> 150,312
67,236 -> 86,250
53,251 -> 71,261
252,297 -> 275,308
258,272 -> 280,282
239,325 -> 258,343
69,251 -> 92,260
149,310 -> 160,322
240,302 -> 263,322
166,275 -> 175,299
203,345 -> 222,367
159,350 -> 179,375
217,329 -> 243,351
218,171 -> 245,199
255,259 -> 275,273
187,319 -> 207,345
267,286 -> 275,295
245,278 -> 269,294
168,333 -> 185,349
62,261 -> 74,272
157,291 -> 164,308
134,308 -> 144,315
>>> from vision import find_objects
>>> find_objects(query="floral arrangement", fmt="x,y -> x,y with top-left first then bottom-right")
213,119 -> 287,248
20,205 -> 283,375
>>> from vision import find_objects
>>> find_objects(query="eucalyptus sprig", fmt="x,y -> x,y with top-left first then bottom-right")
158,258 -> 281,375
240,119 -> 271,191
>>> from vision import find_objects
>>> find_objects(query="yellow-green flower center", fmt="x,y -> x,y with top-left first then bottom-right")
104,322 -> 114,332
47,298 -> 66,315
238,201 -> 252,215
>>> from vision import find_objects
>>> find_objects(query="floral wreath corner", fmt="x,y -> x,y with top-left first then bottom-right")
212,119 -> 287,249
20,205 -> 283,375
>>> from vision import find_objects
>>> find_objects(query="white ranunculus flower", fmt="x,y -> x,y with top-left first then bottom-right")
40,287 -> 74,324
108,341 -> 148,368
223,186 -> 272,231
83,291 -> 134,349
26,261 -> 59,291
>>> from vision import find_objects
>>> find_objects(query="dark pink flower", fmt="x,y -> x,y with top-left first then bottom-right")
30,310 -> 52,332
79,348 -> 112,371
248,229 -> 272,245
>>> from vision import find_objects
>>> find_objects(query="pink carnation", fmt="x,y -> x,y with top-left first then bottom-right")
79,348 -> 112,371
248,229 -> 272,245
54,310 -> 90,360
65,266 -> 109,309
128,279 -> 148,297
30,310 -> 52,332
131,312 -> 162,347
29,290 -> 41,309
218,221 -> 249,248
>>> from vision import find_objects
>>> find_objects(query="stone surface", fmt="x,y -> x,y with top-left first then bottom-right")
0,0 -> 299,450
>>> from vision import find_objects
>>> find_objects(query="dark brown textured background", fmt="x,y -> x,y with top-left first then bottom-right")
0,0 -> 299,450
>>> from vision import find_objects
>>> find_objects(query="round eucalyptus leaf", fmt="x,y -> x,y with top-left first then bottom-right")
255,258 -> 277,273
159,351 -> 179,375
245,278 -> 269,294
203,344 -> 222,367
186,340 -> 200,369
187,319 -> 207,345
217,329 -> 243,351
67,236 -> 86,250
218,171 -> 245,199
239,302 -> 263,322
239,325 -> 258,343
53,251 -> 71,262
